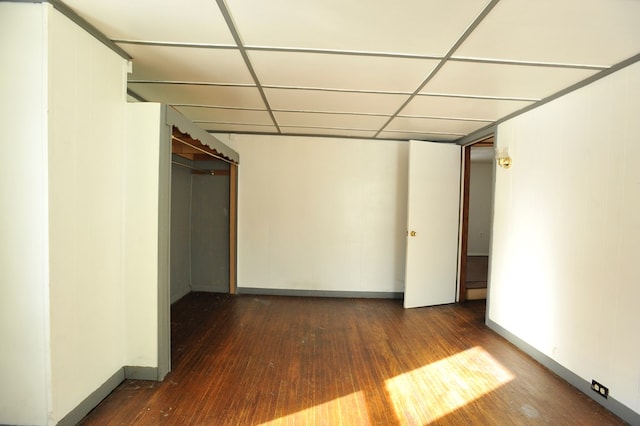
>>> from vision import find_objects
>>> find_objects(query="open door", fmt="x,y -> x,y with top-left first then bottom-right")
404,140 -> 462,309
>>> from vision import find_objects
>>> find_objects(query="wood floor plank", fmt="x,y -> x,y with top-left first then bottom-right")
80,293 -> 624,425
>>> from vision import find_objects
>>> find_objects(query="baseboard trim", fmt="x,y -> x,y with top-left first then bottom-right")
487,319 -> 640,425
191,284 -> 228,293
57,368 -> 124,426
236,287 -> 403,299
125,366 -> 160,381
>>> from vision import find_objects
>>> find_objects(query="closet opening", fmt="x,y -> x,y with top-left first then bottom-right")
170,129 -> 238,304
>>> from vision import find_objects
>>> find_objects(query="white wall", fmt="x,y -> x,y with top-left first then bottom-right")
47,6 -> 128,423
1,4 -> 135,423
124,103 -> 162,368
190,162 -> 230,293
0,3 -> 50,425
171,160 -> 193,302
467,160 -> 493,255
226,134 -> 408,293
490,60 -> 640,415
170,157 -> 231,298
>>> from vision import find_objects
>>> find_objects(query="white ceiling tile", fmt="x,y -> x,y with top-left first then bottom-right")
279,127 -> 377,138
173,106 -> 274,125
454,0 -> 640,66
265,88 -> 409,115
386,116 -> 487,134
198,123 -> 278,133
421,61 -> 598,99
65,0 -> 639,141
128,83 -> 265,109
274,111 -> 388,130
402,95 -> 534,121
63,0 -> 235,44
226,0 -> 490,56
378,131 -> 460,142
122,44 -> 252,84
250,51 -> 438,92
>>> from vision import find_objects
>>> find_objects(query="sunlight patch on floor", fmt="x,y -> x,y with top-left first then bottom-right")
385,346 -> 514,424
258,390 -> 369,426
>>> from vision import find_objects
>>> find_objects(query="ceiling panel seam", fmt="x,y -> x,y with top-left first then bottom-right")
419,92 -> 539,102
396,115 -> 493,123
172,104 -> 264,111
214,0 -> 281,133
380,130 -> 466,137
263,86 -> 412,95
274,124 -> 381,132
245,46 -> 443,60
113,39 -> 608,72
181,106 -> 390,119
130,82 -> 542,102
115,40 -> 237,49
129,81 -> 256,87
373,0 -> 502,139
114,39 -> 444,60
176,105 -> 396,117
272,109 -> 390,118
194,121 -> 275,127
229,132 -> 379,141
202,130 -> 462,142
449,57 -> 608,70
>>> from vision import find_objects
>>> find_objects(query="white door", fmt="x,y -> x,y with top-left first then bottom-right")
404,140 -> 462,309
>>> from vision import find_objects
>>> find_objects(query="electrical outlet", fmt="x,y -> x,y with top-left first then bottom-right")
591,380 -> 609,399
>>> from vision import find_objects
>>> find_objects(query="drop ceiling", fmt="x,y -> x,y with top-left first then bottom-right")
61,0 -> 640,143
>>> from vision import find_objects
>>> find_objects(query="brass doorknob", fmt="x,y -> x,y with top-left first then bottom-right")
410,231 -> 417,237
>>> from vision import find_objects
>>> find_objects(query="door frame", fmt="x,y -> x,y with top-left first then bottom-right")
457,134 -> 494,303
229,163 -> 238,294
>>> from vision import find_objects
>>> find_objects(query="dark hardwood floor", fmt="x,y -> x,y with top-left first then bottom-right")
81,293 -> 624,425
465,256 -> 488,289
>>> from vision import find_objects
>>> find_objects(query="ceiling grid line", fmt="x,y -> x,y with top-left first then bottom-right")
138,81 -> 535,104
115,40 -> 238,49
214,0 -> 282,133
116,39 -> 608,71
448,57 -> 608,71
373,0 -> 502,139
245,45 -> 443,61
127,81 -> 541,102
419,92 -> 539,102
128,81 -> 257,88
397,115 -> 493,123
194,121 -> 275,127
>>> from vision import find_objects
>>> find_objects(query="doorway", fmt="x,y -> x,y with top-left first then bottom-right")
459,135 -> 494,302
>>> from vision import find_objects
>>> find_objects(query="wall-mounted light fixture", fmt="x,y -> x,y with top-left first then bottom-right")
496,147 -> 512,169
